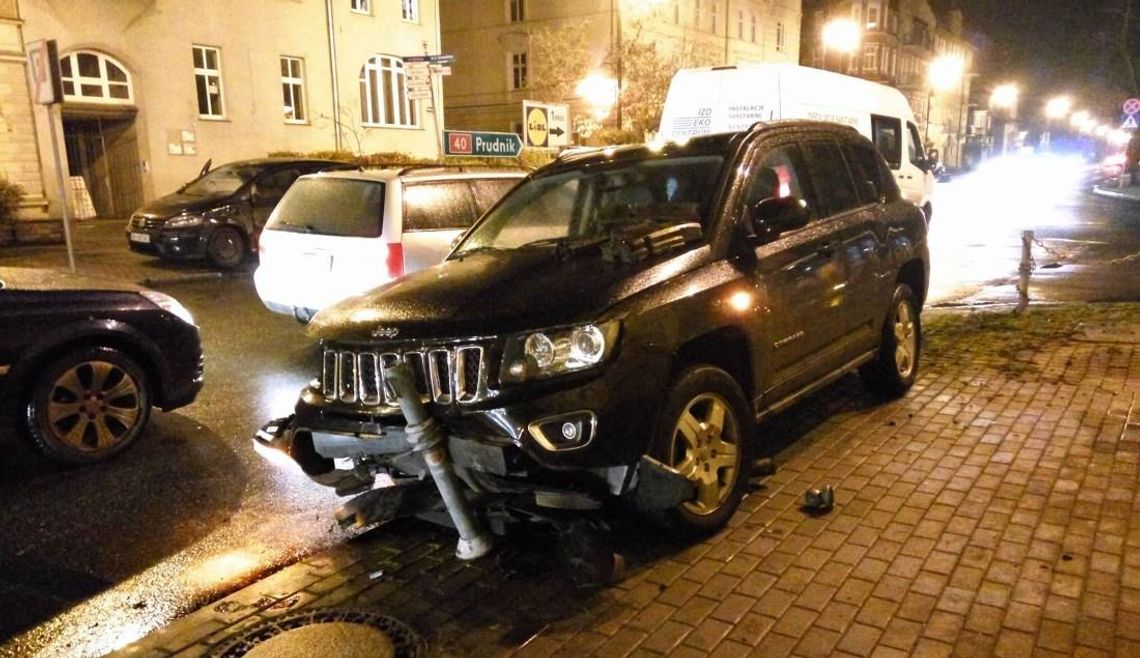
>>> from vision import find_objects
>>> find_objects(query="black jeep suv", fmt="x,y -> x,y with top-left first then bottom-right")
257,121 -> 928,543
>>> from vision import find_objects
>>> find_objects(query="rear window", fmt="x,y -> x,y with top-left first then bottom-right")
802,140 -> 860,217
267,178 -> 386,238
403,181 -> 479,230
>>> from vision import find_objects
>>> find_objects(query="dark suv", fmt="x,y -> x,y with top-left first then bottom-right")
256,121 -> 928,542
126,158 -> 359,268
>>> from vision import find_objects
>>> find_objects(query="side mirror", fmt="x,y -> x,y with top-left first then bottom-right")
749,196 -> 810,242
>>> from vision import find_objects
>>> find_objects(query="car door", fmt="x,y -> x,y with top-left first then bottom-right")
797,135 -> 886,365
738,139 -> 849,403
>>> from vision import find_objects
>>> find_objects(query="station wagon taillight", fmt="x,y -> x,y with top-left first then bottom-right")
386,243 -> 404,279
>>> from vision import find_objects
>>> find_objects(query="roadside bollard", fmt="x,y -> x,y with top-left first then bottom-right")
383,362 -> 494,560
1017,230 -> 1033,312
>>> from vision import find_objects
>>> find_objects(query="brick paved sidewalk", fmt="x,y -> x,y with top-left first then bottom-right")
114,304 -> 1140,658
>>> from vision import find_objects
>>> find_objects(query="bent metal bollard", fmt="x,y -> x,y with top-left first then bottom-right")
382,362 -> 494,560
1018,230 -> 1033,312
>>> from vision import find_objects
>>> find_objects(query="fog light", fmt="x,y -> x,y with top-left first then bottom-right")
529,411 -> 597,451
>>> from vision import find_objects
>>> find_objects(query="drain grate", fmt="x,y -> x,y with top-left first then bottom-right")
213,608 -> 427,658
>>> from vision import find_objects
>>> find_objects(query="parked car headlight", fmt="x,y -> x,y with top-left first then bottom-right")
501,321 -> 620,383
140,290 -> 197,326
165,213 -> 205,228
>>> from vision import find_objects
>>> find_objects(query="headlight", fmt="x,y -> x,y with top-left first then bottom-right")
140,290 -> 196,326
501,321 -> 620,383
165,213 -> 204,228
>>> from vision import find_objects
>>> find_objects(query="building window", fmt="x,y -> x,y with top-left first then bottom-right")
510,52 -> 527,90
402,0 -> 418,21
360,54 -> 418,127
192,45 -> 224,119
750,13 -> 757,42
508,0 -> 525,22
58,50 -> 133,103
776,21 -> 785,51
867,4 -> 880,29
351,0 -> 371,14
281,56 -> 306,123
863,44 -> 877,71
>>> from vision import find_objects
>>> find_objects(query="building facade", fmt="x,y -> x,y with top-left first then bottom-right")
3,0 -> 444,223
440,0 -> 803,141
801,0 -> 975,167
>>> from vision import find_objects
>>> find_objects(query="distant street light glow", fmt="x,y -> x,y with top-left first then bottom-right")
1045,96 -> 1072,120
822,18 -> 861,54
1069,110 -> 1090,129
576,73 -> 619,120
928,55 -> 965,92
990,83 -> 1018,110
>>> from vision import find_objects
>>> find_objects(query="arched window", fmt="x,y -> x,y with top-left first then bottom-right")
59,50 -> 133,103
359,55 -> 418,128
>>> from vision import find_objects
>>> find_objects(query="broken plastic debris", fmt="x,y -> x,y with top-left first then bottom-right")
368,570 -> 385,580
803,485 -> 835,513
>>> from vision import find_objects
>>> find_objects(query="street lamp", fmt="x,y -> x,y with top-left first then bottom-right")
989,83 -> 1018,113
1043,95 -> 1072,149
576,73 -> 619,121
821,18 -> 861,72
925,55 -> 964,143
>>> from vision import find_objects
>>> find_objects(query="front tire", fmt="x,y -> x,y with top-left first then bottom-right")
859,283 -> 921,399
207,226 -> 245,269
639,365 -> 753,535
25,347 -> 152,464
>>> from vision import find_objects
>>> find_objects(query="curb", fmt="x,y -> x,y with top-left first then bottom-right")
1091,184 -> 1140,201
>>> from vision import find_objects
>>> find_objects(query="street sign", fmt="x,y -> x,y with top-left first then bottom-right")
522,100 -> 570,148
1123,115 -> 1139,130
444,130 -> 523,157
1124,98 -> 1140,115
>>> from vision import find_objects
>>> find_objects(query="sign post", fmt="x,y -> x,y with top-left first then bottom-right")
403,53 -> 455,159
522,100 -> 570,148
443,130 -> 523,158
27,39 -> 75,272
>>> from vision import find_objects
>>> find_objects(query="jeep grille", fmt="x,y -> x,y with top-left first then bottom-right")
321,344 -> 489,408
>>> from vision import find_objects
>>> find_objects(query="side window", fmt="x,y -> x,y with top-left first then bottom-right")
470,178 -> 520,214
870,114 -> 902,169
403,182 -> 479,231
744,144 -> 809,211
841,141 -> 889,205
254,169 -> 300,202
906,121 -> 926,167
801,140 -> 860,217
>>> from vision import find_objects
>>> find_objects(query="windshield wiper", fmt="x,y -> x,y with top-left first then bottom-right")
452,245 -> 504,258
520,235 -> 606,258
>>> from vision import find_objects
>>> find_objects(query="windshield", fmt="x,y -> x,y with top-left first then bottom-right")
453,155 -> 724,255
266,178 -> 386,238
181,163 -> 264,196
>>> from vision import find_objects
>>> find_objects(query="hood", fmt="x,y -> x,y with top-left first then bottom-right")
134,190 -> 240,218
307,246 -> 707,343
0,267 -> 145,293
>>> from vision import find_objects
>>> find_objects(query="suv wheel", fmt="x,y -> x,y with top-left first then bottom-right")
25,347 -> 152,464
207,226 -> 245,269
859,283 -> 921,398
641,365 -> 754,535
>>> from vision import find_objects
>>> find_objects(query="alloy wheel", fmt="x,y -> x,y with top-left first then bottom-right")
667,392 -> 741,515
893,300 -> 917,379
46,359 -> 142,451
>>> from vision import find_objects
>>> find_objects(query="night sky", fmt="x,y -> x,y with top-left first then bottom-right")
944,0 -> 1136,121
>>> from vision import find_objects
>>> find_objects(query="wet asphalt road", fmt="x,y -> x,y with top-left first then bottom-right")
1,155 -> 1139,657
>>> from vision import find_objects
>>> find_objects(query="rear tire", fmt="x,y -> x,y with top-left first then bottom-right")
25,346 -> 152,464
859,283 -> 921,399
207,226 -> 245,269
638,365 -> 753,536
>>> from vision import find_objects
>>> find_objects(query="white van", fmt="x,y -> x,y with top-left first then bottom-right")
254,166 -> 526,322
659,64 -> 935,221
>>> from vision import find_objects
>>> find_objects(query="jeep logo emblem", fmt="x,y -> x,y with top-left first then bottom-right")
371,326 -> 399,339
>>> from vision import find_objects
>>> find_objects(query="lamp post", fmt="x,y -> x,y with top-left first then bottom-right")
821,18 -> 860,72
988,83 -> 1018,155
925,55 -> 964,144
1043,95 -> 1072,150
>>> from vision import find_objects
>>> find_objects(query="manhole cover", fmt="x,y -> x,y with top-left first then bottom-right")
214,609 -> 427,658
